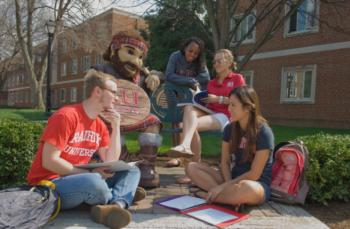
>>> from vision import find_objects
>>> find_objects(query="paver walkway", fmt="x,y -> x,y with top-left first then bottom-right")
45,159 -> 328,229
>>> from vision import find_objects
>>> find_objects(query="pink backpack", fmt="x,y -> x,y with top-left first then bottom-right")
270,141 -> 309,205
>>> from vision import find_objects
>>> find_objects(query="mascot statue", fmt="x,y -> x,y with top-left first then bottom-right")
91,30 -> 162,188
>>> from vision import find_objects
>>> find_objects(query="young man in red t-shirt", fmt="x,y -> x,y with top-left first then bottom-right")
27,70 -> 140,228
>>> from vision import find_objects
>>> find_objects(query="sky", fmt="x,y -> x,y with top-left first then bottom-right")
92,0 -> 156,16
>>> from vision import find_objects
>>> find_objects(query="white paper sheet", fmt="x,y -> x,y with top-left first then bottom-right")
160,196 -> 206,210
74,160 -> 141,172
186,208 -> 238,225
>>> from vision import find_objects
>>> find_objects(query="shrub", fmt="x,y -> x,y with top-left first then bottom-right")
0,119 -> 44,188
298,134 -> 350,205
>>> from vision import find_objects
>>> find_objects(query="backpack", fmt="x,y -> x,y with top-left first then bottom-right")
270,141 -> 309,205
0,181 -> 60,229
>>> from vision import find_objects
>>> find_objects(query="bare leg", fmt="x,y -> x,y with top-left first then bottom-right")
186,162 -> 224,191
191,130 -> 201,163
213,180 -> 266,206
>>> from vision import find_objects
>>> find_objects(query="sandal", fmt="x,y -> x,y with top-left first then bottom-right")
165,158 -> 181,167
176,175 -> 191,184
168,145 -> 193,158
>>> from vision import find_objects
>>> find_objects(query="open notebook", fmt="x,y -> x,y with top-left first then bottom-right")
156,195 -> 249,228
177,90 -> 214,114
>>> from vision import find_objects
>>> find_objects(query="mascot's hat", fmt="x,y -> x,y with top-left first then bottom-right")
110,32 -> 149,55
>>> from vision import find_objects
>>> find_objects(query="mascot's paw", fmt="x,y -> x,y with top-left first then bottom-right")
145,70 -> 163,91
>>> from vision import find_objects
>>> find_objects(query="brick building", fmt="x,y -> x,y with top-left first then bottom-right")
0,8 -> 147,109
236,0 -> 350,128
1,2 -> 349,128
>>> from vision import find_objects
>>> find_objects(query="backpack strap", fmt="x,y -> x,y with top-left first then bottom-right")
37,180 -> 61,221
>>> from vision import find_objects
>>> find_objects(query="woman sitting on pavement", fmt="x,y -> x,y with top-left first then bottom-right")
168,49 -> 245,184
186,86 -> 275,210
164,37 -> 210,170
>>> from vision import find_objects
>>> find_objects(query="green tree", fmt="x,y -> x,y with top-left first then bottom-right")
144,0 -> 214,72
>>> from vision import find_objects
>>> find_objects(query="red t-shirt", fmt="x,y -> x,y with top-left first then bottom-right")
207,72 -> 245,118
27,103 -> 110,184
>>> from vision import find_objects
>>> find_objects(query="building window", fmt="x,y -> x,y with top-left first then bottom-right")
96,54 -> 103,65
242,70 -> 254,86
72,40 -> 78,49
60,88 -> 66,102
61,39 -> 67,53
280,65 -> 316,103
82,55 -> 91,72
61,62 -> 67,76
71,58 -> 78,75
285,0 -> 319,36
70,87 -> 77,102
231,12 -> 256,44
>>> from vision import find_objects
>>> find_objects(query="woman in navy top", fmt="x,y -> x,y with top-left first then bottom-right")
186,86 -> 274,209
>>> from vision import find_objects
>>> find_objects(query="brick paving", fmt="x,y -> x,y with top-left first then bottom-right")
45,158 -> 329,229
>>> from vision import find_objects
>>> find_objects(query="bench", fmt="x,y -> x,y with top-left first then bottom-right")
150,81 -> 222,145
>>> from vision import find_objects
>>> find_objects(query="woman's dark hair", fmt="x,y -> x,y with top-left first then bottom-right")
180,37 -> 206,74
229,86 -> 267,163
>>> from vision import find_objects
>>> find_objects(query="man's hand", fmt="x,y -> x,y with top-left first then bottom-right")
92,166 -> 115,179
145,72 -> 160,91
100,109 -> 121,129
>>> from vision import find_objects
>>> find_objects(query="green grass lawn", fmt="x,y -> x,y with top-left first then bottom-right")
1,108 -> 349,157
0,108 -> 48,120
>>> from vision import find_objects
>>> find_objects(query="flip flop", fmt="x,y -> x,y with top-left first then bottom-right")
168,145 -> 193,158
165,158 -> 181,167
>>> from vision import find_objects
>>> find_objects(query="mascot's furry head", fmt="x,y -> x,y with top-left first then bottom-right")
103,30 -> 149,82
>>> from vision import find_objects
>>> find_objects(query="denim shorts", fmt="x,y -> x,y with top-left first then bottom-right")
210,113 -> 229,131
258,181 -> 271,202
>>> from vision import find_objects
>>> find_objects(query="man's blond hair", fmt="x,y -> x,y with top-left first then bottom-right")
84,69 -> 117,98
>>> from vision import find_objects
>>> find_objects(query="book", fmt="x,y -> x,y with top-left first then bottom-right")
74,160 -> 142,172
177,90 -> 214,114
156,195 -> 249,228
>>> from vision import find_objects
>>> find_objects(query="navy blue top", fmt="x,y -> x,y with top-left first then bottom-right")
165,51 -> 210,90
223,123 -> 275,185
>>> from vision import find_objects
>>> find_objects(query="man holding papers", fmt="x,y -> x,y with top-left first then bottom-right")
27,70 -> 143,229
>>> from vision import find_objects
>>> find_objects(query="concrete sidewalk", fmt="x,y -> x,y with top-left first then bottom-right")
45,162 -> 328,229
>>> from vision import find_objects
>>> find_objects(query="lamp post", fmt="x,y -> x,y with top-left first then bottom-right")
45,20 -> 55,114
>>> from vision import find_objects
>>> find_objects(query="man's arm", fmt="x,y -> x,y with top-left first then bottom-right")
98,109 -> 121,162
42,142 -> 88,175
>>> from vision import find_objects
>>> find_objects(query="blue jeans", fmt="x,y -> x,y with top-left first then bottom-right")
52,166 -> 140,210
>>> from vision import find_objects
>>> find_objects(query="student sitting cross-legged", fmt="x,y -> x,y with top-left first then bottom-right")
185,86 -> 275,210
27,70 -> 145,229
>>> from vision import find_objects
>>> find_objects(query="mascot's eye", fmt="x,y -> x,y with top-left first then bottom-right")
128,50 -> 135,55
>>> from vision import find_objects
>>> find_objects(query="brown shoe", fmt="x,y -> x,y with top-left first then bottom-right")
91,204 -> 131,229
133,187 -> 146,203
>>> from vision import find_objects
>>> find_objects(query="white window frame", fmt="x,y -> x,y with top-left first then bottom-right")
284,0 -> 319,37
70,87 -> 77,102
82,55 -> 91,72
231,11 -> 256,45
71,58 -> 78,75
241,70 -> 254,86
60,88 -> 66,102
96,54 -> 103,65
61,62 -> 67,76
280,65 -> 317,104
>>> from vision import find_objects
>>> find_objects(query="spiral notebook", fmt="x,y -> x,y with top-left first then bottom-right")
156,195 -> 249,228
